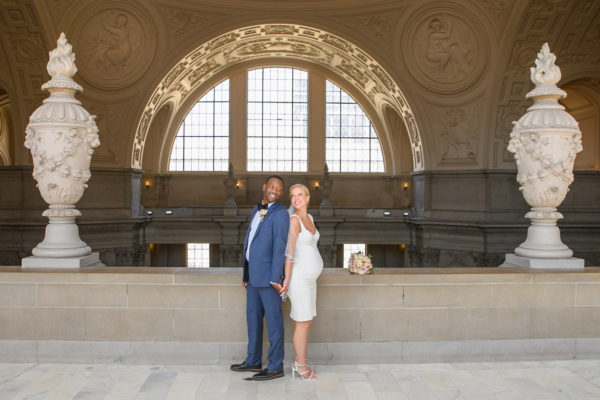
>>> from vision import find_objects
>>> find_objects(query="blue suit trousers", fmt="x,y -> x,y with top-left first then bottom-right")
244,283 -> 284,371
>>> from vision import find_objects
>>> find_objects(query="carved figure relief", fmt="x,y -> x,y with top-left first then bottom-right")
72,4 -> 156,90
423,17 -> 473,80
402,7 -> 487,93
89,12 -> 138,74
224,162 -> 236,206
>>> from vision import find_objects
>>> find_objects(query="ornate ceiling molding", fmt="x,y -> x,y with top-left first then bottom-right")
131,23 -> 424,171
494,0 -> 600,164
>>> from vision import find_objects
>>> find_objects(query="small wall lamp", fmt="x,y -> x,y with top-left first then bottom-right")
314,181 -> 320,190
236,180 -> 240,189
402,181 -> 409,191
145,180 -> 151,190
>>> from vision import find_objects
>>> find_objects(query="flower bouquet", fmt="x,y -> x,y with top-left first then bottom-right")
348,252 -> 374,275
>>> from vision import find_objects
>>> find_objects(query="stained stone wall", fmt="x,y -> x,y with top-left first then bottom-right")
0,0 -> 599,266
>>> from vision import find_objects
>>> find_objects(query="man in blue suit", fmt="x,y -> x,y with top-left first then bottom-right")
231,175 -> 290,380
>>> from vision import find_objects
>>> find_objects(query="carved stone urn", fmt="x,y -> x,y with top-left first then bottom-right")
23,33 -> 101,266
506,43 -> 583,267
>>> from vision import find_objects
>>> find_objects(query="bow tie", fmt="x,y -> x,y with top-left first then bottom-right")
258,203 -> 268,210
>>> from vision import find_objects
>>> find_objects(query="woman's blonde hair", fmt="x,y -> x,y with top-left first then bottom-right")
289,183 -> 310,198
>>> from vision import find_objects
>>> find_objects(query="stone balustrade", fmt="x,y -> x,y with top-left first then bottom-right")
0,266 -> 599,364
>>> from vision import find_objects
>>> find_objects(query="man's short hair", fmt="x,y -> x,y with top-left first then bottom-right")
265,175 -> 285,186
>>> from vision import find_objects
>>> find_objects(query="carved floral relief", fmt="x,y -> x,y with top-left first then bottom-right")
432,105 -> 479,163
356,16 -> 393,39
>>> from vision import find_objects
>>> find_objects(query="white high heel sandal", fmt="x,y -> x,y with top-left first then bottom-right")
292,360 -> 316,381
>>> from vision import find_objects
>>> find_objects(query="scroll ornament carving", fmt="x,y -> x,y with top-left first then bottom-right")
507,43 -> 582,259
480,0 -> 508,19
24,33 -> 100,258
356,16 -> 392,39
160,6 -> 207,37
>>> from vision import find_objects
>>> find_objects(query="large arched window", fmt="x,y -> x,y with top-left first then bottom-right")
167,68 -> 387,174
169,79 -> 229,171
326,81 -> 384,172
247,67 -> 308,172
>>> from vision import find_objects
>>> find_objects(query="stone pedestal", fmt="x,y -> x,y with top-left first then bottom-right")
22,253 -> 103,268
502,254 -> 584,269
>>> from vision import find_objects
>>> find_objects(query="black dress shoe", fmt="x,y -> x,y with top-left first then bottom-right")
230,362 -> 262,372
251,368 -> 284,381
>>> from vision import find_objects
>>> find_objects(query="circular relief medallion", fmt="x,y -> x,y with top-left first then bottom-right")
401,6 -> 487,93
71,1 -> 156,90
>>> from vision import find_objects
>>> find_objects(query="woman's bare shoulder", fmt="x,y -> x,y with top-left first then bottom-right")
289,214 -> 301,231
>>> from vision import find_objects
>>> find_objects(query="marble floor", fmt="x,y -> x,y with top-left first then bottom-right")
0,360 -> 600,400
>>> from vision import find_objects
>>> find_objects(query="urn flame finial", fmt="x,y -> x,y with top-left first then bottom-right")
47,33 -> 78,80
530,42 -> 561,88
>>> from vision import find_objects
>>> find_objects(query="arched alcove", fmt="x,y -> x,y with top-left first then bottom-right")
382,105 -> 413,174
131,24 -> 423,174
142,102 -> 174,173
561,79 -> 600,170
0,90 -> 13,166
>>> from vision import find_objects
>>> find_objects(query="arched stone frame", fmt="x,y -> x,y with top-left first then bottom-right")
150,58 -> 399,175
561,78 -> 600,171
132,24 -> 424,173
0,91 -> 13,166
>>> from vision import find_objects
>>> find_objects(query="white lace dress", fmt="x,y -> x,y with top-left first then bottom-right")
286,214 -> 323,322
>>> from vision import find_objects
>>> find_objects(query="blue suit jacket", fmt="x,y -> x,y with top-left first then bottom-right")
242,201 -> 290,287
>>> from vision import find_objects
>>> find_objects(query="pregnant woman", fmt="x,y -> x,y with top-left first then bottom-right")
282,183 -> 323,381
